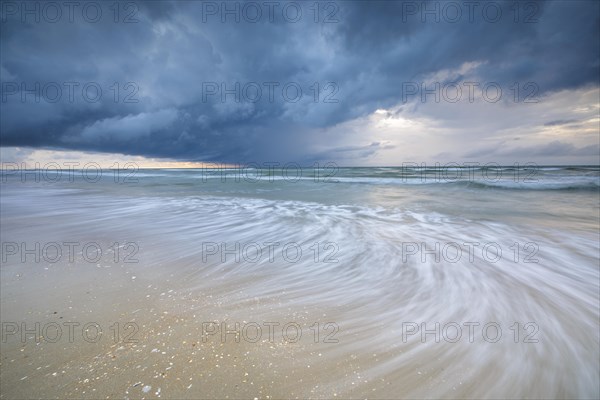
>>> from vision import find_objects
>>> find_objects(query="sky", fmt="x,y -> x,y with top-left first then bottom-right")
1,0 -> 599,167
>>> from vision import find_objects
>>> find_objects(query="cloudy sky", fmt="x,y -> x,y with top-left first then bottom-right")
1,0 -> 599,166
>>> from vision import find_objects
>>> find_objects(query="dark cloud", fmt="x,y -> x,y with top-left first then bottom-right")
1,0 -> 598,163
544,119 -> 580,127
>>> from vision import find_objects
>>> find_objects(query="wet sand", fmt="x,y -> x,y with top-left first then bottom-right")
1,173 -> 599,399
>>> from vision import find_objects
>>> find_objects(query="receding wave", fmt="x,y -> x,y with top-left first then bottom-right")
1,167 -> 598,399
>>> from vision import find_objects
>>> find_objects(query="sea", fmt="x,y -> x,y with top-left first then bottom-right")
0,165 -> 598,399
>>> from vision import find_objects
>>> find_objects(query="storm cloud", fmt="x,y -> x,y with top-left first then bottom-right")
1,0 -> 598,164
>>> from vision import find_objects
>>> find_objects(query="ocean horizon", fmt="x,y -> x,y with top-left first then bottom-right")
2,0 -> 599,398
